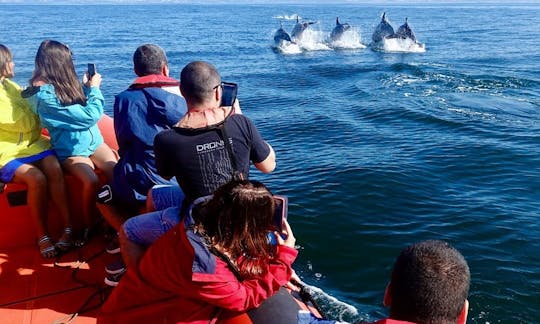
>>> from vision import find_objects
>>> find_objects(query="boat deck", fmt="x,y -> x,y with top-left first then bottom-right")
0,237 -> 113,324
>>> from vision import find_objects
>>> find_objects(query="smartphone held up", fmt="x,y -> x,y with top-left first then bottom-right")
268,195 -> 289,245
220,82 -> 238,107
87,63 -> 96,78
273,195 -> 288,231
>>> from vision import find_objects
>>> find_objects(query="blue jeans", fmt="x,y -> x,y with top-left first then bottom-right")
151,184 -> 184,211
122,206 -> 181,246
122,195 -> 212,246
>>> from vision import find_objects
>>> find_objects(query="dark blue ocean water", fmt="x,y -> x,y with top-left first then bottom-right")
2,3 -> 539,323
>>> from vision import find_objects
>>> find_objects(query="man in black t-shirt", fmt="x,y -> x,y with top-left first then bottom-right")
154,114 -> 271,200
152,60 -> 276,204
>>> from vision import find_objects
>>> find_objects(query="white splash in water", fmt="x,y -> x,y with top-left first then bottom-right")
328,28 -> 366,49
373,37 -> 426,53
294,29 -> 332,51
302,283 -> 362,322
275,41 -> 302,55
271,20 -> 368,54
273,14 -> 301,20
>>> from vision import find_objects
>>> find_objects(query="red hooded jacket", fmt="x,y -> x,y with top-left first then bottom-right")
98,214 -> 298,324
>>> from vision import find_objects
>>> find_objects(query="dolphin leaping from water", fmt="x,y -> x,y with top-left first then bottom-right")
372,12 -> 395,43
273,22 -> 294,46
291,15 -> 316,41
395,18 -> 417,42
371,13 -> 425,51
330,17 -> 351,42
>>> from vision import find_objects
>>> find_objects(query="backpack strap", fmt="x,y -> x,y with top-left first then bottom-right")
216,121 -> 244,181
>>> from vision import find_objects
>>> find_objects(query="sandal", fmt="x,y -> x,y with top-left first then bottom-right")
38,236 -> 58,258
74,227 -> 90,248
55,227 -> 73,252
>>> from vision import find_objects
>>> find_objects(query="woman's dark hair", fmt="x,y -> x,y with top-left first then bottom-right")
0,44 -> 13,78
194,180 -> 276,278
30,40 -> 86,106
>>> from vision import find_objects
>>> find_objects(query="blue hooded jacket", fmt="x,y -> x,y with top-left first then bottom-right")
24,84 -> 104,161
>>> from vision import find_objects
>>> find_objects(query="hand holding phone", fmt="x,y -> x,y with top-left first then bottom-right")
87,63 -> 96,78
84,63 -> 101,88
276,218 -> 296,249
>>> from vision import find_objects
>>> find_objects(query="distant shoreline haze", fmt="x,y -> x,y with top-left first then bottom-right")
1,0 -> 539,4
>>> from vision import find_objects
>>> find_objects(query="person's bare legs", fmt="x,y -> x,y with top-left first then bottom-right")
40,155 -> 74,251
97,203 -> 128,232
62,156 -> 99,234
90,143 -> 117,183
118,226 -> 146,269
36,155 -> 72,229
12,163 -> 56,258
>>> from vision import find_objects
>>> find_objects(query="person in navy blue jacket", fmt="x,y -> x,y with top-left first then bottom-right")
98,44 -> 186,232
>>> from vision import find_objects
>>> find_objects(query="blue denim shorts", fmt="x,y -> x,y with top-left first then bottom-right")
151,184 -> 184,211
122,206 -> 181,246
0,149 -> 55,183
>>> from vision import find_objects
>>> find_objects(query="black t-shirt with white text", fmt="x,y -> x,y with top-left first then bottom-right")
154,114 -> 270,200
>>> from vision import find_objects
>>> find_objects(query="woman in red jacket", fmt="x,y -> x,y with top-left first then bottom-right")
98,179 -> 298,324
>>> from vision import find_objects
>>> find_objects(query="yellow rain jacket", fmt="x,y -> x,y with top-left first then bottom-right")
0,79 -> 50,169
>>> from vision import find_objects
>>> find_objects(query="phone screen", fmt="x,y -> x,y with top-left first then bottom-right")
221,82 -> 238,107
273,195 -> 288,231
87,63 -> 96,77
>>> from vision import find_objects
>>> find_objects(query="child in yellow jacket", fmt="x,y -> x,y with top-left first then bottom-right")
0,44 -> 72,258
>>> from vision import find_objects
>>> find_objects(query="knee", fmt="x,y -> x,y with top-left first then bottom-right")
62,158 -> 100,190
77,169 -> 100,190
118,225 -> 128,243
49,168 -> 64,183
89,171 -> 100,185
25,168 -> 47,188
42,157 -> 64,182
